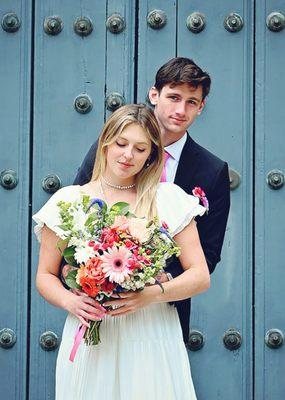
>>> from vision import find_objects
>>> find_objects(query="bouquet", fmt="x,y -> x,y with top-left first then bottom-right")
56,194 -> 180,358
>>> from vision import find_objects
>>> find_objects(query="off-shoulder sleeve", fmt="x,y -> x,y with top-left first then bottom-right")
157,183 -> 206,237
32,185 -> 79,242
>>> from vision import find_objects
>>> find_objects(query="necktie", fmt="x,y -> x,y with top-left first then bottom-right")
161,151 -> 171,182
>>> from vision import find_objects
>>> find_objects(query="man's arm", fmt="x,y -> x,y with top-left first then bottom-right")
73,140 -> 98,185
197,162 -> 230,274
165,162 -> 230,280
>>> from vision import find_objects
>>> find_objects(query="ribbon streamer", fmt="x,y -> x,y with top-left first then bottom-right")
69,324 -> 87,362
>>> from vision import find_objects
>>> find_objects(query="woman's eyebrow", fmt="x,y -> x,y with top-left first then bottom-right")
118,136 -> 149,145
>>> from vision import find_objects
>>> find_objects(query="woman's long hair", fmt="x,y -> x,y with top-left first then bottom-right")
91,104 -> 164,220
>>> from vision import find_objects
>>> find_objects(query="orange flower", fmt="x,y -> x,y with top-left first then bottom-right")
80,276 -> 100,297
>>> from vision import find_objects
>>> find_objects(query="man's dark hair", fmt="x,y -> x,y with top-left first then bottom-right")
154,57 -> 211,100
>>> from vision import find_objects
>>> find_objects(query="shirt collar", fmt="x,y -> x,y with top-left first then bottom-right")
164,133 -> 187,161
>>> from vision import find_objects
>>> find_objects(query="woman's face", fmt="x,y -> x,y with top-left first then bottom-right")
105,123 -> 152,183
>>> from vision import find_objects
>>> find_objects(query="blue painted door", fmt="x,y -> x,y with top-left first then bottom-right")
0,1 -> 32,399
0,1 -> 284,399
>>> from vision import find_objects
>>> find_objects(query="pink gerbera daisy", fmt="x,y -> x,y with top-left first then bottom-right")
100,246 -> 132,284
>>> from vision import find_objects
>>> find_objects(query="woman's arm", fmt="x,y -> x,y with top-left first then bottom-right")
36,226 -> 106,327
104,219 -> 210,316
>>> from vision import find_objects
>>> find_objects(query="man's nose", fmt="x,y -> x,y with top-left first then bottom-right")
175,101 -> 186,115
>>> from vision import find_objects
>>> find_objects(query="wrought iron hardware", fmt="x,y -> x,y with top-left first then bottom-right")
147,10 -> 167,30
223,329 -> 242,350
266,12 -> 285,32
74,16 -> 93,36
224,13 -> 244,32
229,168 -> 241,190
106,92 -> 125,111
186,12 -> 206,33
40,331 -> 59,351
106,14 -> 125,34
0,328 -> 16,349
265,329 -> 284,349
44,16 -> 63,35
1,13 -> 21,32
186,330 -> 204,351
74,94 -> 93,114
267,169 -> 284,190
42,174 -> 61,194
0,169 -> 18,190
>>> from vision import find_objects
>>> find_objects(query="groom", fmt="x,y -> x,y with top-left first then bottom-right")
73,57 -> 230,343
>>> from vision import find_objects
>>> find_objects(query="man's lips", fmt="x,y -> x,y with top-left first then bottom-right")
170,116 -> 187,123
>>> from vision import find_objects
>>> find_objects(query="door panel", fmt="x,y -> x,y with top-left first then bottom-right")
0,1 -> 32,399
137,1 -> 254,399
177,2 -> 254,399
29,1 -> 135,399
255,1 -> 285,399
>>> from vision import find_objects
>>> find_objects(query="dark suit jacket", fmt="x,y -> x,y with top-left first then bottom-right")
73,134 -> 231,343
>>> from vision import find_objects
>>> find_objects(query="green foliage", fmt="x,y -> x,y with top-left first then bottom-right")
62,246 -> 77,267
65,269 -> 81,289
109,202 -> 130,215
56,238 -> 69,253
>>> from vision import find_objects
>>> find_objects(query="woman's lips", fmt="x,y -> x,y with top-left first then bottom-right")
118,161 -> 133,168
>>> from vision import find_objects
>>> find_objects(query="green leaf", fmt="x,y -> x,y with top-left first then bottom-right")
56,238 -> 69,253
62,246 -> 77,267
65,269 -> 81,289
84,212 -> 99,227
125,211 -> 136,218
57,224 -> 70,231
110,202 -> 130,215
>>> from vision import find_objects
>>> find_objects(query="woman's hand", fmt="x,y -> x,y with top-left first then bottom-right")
103,286 -> 158,317
64,292 -> 107,327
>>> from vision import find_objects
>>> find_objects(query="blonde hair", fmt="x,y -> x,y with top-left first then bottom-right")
91,104 -> 163,219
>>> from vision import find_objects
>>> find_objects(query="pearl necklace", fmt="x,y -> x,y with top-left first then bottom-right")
101,176 -> 136,190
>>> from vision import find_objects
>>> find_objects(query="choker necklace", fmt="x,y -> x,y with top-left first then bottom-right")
101,176 -> 136,190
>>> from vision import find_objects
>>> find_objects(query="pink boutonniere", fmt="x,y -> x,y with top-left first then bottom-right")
192,187 -> 209,213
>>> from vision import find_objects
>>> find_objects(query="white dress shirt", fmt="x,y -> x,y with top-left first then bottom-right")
164,133 -> 187,183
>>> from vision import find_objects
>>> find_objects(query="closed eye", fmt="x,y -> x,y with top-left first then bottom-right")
116,141 -> 126,147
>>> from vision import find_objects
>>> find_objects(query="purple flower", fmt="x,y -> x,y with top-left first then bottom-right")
159,227 -> 172,240
88,198 -> 105,210
192,186 -> 209,212
86,198 -> 105,213
201,197 -> 209,210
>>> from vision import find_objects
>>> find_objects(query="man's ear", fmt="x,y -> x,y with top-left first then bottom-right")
148,86 -> 159,105
197,99 -> 206,115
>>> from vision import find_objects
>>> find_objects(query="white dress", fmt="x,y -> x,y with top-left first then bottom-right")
33,182 -> 206,400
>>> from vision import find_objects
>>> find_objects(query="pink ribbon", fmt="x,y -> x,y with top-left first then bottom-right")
69,324 -> 87,362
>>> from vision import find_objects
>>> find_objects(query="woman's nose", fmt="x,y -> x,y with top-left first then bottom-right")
123,146 -> 134,159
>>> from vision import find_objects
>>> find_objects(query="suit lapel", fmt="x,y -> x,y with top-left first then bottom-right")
174,134 -> 199,192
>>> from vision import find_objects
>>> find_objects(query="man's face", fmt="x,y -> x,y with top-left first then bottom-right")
149,83 -> 205,142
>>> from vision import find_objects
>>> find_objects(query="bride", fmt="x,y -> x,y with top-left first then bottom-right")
33,103 -> 210,400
